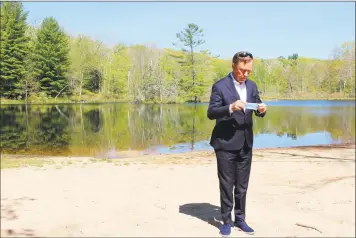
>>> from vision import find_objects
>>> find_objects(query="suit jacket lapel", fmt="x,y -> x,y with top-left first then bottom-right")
244,79 -> 255,115
225,73 -> 247,114
224,73 -> 240,102
245,79 -> 253,103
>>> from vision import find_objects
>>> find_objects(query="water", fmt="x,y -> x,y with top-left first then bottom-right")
0,100 -> 354,157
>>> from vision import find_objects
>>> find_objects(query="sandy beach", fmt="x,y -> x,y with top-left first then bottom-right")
1,144 -> 355,237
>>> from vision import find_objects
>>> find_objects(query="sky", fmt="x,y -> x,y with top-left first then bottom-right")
22,2 -> 355,60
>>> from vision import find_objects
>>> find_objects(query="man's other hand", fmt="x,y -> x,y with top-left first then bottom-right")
257,103 -> 267,113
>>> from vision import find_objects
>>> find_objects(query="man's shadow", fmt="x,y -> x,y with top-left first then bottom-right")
179,203 -> 223,228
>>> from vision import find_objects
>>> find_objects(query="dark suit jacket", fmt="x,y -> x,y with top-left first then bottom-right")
207,73 -> 266,151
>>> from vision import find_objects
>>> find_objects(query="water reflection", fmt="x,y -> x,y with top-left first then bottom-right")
0,101 -> 354,157
84,108 -> 103,133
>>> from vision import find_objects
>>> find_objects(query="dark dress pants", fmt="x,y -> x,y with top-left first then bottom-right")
215,142 -> 252,224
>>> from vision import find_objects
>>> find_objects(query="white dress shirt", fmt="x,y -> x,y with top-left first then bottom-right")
231,73 -> 246,102
229,72 -> 247,113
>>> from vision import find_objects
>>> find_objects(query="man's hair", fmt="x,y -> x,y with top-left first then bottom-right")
232,51 -> 254,64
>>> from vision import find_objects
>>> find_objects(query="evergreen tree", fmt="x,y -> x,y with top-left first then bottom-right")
0,2 -> 29,99
33,17 -> 70,97
21,26 -> 40,101
173,23 -> 211,103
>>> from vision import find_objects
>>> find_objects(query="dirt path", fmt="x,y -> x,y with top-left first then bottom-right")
1,144 -> 355,237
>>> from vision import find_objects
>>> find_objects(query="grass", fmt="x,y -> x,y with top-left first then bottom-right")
0,155 -> 126,170
0,149 -> 294,170
0,155 -> 212,169
1,157 -> 56,169
0,98 -> 129,105
2,93 -> 354,105
261,96 -> 355,101
1,144 -> 354,169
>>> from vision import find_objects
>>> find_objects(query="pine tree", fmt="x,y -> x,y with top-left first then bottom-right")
0,2 -> 30,99
33,17 -> 70,97
21,26 -> 40,101
173,23 -> 213,103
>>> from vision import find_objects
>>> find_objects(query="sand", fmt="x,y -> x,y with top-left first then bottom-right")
1,144 -> 355,237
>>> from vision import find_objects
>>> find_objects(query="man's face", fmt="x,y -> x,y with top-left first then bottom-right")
232,59 -> 253,83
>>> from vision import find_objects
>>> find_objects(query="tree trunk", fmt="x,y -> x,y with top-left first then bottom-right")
79,71 -> 83,100
190,46 -> 197,103
25,80 -> 28,103
55,84 -> 68,101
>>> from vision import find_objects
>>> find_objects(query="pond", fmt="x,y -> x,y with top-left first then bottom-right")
1,100 -> 354,158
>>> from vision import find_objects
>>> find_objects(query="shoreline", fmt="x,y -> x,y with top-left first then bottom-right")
1,144 -> 355,237
1,142 -> 354,162
1,98 -> 355,105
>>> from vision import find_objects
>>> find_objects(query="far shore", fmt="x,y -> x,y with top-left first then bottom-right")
1,97 -> 355,105
1,143 -> 355,237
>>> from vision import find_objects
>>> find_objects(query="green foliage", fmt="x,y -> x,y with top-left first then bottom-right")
173,23 -> 213,102
21,26 -> 40,101
103,44 -> 130,97
212,59 -> 231,82
69,35 -> 107,98
0,2 -> 29,99
0,6 -> 355,103
33,17 -> 70,97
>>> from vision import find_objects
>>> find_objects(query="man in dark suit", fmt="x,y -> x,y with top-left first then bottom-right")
207,51 -> 267,237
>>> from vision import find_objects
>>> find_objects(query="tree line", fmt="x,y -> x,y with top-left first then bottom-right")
1,2 -> 355,104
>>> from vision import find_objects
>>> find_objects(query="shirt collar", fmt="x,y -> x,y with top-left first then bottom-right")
230,72 -> 246,86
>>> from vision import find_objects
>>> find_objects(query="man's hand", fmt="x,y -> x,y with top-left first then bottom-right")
230,100 -> 246,112
257,103 -> 267,113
